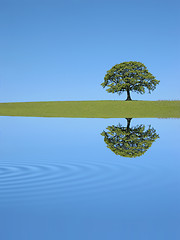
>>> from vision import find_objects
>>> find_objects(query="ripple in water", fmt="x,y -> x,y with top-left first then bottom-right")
0,161 -> 163,205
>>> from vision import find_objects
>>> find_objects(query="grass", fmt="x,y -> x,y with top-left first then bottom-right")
0,100 -> 180,118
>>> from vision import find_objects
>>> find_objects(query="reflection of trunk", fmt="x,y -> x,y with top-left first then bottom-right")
126,89 -> 132,101
126,118 -> 132,130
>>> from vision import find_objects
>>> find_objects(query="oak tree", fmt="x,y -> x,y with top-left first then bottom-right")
101,61 -> 160,100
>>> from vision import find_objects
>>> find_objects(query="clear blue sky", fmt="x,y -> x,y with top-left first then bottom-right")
0,0 -> 179,102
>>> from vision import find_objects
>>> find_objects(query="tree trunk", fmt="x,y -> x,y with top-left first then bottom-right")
126,118 -> 132,130
126,89 -> 132,101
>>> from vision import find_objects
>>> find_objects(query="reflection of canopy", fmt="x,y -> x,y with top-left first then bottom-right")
101,119 -> 159,158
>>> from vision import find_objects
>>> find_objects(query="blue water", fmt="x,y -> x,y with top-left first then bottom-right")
0,117 -> 180,240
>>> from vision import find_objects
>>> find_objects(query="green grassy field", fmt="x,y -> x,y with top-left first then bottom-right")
0,101 -> 180,118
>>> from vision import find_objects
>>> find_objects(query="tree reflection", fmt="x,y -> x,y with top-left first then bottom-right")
101,118 -> 159,158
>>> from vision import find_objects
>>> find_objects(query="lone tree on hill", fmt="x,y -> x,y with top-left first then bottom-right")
101,118 -> 159,158
101,61 -> 160,101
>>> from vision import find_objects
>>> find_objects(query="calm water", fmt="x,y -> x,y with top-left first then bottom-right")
0,117 -> 180,240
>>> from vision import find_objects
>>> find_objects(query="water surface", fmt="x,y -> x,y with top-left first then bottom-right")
0,117 -> 180,239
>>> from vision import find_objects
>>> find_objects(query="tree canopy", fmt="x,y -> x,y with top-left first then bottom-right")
101,61 -> 160,100
101,118 -> 159,158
